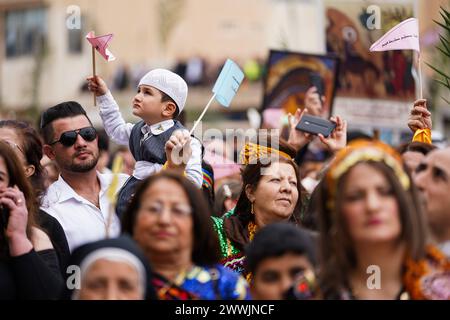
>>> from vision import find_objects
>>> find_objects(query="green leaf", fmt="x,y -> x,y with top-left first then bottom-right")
426,62 -> 450,80
433,19 -> 450,33
441,6 -> 450,19
441,96 -> 450,105
435,79 -> 450,90
439,9 -> 450,25
436,45 -> 450,59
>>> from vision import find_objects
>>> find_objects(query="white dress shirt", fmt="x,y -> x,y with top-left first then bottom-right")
438,241 -> 450,258
97,91 -> 203,187
41,172 -> 128,252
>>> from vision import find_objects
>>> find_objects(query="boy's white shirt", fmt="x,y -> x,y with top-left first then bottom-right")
97,91 -> 203,187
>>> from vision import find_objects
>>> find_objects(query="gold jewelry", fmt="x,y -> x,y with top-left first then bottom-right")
251,202 -> 255,215
247,221 -> 257,241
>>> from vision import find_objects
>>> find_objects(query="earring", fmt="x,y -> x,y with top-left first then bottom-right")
251,202 -> 255,215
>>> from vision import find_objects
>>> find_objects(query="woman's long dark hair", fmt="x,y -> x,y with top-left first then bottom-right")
225,136 -> 302,246
316,161 -> 427,299
0,141 -> 38,260
0,120 -> 46,200
121,171 -> 221,266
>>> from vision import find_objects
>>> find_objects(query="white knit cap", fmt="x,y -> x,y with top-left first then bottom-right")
138,68 -> 188,112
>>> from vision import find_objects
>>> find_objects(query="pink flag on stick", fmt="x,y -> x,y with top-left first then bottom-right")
370,18 -> 420,53
86,31 -> 116,61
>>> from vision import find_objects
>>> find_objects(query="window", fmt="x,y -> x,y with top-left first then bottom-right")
5,8 -> 47,58
67,16 -> 83,54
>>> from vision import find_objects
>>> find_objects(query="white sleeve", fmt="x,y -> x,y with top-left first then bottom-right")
185,138 -> 203,188
97,91 -> 134,146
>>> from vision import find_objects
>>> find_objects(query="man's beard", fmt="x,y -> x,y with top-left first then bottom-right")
67,152 -> 99,173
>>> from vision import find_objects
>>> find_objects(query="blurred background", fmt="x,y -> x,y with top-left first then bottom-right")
0,0 -> 448,145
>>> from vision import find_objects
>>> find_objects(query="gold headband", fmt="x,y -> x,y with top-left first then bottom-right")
326,139 -> 410,208
239,142 -> 292,165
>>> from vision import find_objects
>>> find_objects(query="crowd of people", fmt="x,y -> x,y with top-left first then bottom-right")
0,66 -> 449,300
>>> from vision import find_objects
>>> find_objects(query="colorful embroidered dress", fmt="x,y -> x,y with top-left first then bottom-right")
152,263 -> 250,300
211,209 -> 257,276
335,245 -> 450,300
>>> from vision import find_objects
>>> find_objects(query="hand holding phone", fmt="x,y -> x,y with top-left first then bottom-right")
0,205 -> 9,230
295,114 -> 336,138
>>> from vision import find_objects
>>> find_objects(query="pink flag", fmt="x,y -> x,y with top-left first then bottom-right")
86,31 -> 116,61
370,18 -> 420,53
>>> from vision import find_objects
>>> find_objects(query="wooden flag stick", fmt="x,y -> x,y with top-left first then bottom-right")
418,53 -> 423,99
190,93 -> 216,135
92,46 -> 97,106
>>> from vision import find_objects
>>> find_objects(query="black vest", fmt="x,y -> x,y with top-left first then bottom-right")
129,120 -> 185,164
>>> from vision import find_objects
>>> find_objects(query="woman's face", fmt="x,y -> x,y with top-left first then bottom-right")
0,128 -> 26,165
0,156 -> 9,189
0,128 -> 34,178
133,178 -> 193,258
78,259 -> 143,300
248,162 -> 299,224
340,163 -> 402,244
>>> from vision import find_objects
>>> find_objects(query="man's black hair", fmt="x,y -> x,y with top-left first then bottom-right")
40,101 -> 91,144
245,223 -> 317,274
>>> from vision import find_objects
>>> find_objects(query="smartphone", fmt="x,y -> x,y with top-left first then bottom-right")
0,205 -> 9,230
296,114 -> 336,138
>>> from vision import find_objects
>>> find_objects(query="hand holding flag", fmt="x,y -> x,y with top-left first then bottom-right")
85,31 -> 115,106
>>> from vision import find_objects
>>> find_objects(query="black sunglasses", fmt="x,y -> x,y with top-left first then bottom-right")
50,127 -> 97,147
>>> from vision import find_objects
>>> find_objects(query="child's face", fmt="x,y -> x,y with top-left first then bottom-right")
132,85 -> 167,123
250,253 -> 314,300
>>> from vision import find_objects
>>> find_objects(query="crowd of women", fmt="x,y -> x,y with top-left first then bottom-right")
0,94 -> 449,300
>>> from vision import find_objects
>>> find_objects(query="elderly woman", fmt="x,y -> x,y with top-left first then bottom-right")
212,113 -> 347,277
64,236 -> 157,300
121,171 -> 250,300
315,139 -> 450,300
211,137 -> 302,277
0,141 -> 62,299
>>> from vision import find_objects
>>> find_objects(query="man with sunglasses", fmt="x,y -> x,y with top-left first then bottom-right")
40,101 -> 128,252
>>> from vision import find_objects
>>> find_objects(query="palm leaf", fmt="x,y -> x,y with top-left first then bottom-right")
426,62 -> 450,80
439,7 -> 450,25
430,7 -> 450,103
436,45 -> 450,59
435,78 -> 450,90
433,19 -> 450,33
441,6 -> 450,19
441,96 -> 450,105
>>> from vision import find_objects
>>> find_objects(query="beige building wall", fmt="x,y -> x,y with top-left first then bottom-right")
0,0 -> 326,112
3,0 -> 447,117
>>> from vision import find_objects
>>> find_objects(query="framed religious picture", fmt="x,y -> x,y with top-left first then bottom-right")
261,49 -> 340,119
324,0 -> 416,136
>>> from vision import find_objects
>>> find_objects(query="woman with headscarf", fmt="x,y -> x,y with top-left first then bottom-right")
64,235 -> 157,300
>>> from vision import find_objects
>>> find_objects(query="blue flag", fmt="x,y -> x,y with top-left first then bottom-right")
212,59 -> 244,107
